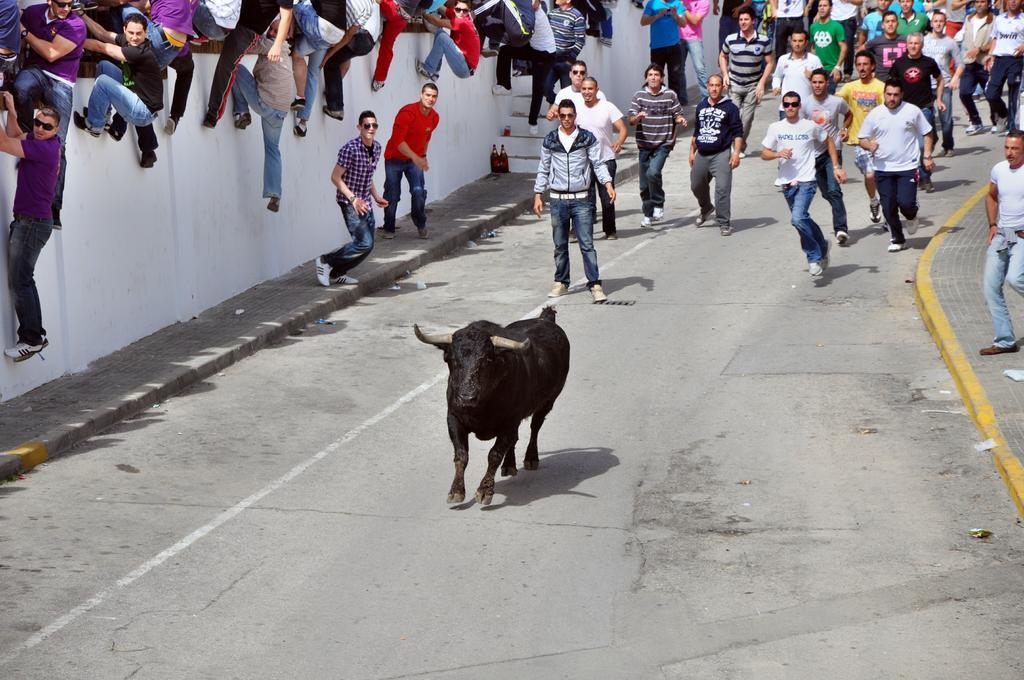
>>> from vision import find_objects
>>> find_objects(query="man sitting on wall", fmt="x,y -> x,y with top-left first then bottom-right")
73,11 -> 163,165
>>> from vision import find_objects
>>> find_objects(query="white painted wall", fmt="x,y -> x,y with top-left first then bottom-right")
0,2 -> 721,401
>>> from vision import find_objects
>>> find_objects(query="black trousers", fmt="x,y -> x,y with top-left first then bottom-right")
650,44 -> 683,100
496,44 -> 555,125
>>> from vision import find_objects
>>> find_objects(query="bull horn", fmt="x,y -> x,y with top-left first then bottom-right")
491,335 -> 530,351
414,324 -> 452,346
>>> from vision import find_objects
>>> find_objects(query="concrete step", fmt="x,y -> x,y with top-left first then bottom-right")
508,156 -> 541,174
500,116 -> 556,136
492,135 -> 544,157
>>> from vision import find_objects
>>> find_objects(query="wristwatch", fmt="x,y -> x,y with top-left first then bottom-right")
21,29 -> 28,39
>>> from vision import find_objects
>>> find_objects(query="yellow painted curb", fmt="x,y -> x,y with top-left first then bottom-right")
914,185 -> 1024,519
4,442 -> 48,472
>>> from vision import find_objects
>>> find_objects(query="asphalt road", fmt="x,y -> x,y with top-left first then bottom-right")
2,109 -> 1023,679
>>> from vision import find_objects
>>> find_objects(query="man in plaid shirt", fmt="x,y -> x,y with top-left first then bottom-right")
315,110 -> 389,286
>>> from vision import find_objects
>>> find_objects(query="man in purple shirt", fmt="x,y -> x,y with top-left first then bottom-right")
14,0 -> 86,227
315,110 -> 389,287
0,93 -> 61,362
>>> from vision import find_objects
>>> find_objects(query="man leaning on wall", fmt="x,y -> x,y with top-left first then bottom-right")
0,93 -> 61,363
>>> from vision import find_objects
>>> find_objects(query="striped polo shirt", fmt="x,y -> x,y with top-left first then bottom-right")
627,86 -> 683,149
548,6 -> 586,57
722,30 -> 772,88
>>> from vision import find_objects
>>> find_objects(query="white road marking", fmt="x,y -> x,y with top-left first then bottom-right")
0,223 -> 675,667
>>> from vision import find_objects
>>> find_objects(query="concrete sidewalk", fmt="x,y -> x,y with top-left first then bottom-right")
0,150 -> 639,475
918,189 -> 1024,517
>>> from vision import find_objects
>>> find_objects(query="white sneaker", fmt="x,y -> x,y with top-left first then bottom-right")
590,284 -> 608,303
965,124 -> 989,136
331,274 -> 359,285
528,124 -> 539,135
640,216 -> 652,228
904,216 -> 919,235
491,84 -> 511,95
887,241 -> 907,252
5,338 -> 47,362
315,256 -> 332,287
738,151 -> 747,159
651,207 -> 664,223
548,282 -> 569,298
809,261 -> 824,276
993,116 -> 1008,134
836,230 -> 849,245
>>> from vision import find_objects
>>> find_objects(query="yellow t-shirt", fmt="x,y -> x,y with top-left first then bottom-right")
838,78 -> 885,145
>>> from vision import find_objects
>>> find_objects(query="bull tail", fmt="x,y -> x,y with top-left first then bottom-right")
539,306 -> 557,324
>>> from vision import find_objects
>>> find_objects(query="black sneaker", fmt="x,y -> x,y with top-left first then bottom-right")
73,110 -> 101,137
290,97 -> 306,111
233,112 -> 251,129
140,150 -> 157,168
202,113 -> 217,129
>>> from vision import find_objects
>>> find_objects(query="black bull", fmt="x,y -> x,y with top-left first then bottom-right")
414,307 -> 570,505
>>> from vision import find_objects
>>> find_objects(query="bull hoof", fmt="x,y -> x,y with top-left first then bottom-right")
500,465 -> 518,477
475,490 -> 493,505
524,460 -> 539,470
448,491 -> 465,503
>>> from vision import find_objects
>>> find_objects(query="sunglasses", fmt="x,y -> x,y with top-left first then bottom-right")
33,118 -> 55,131
454,7 -> 471,13
558,113 -> 576,119
782,102 -> 801,108
52,0 -> 74,7
570,70 -> 586,75
362,122 -> 379,130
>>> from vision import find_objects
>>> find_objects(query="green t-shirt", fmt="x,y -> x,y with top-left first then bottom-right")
896,12 -> 929,35
810,19 -> 846,71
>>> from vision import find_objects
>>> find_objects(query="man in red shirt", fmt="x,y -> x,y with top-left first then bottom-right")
415,1 -> 480,80
382,83 -> 440,239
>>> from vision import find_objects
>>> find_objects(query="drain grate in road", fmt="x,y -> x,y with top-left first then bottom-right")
598,299 -> 636,306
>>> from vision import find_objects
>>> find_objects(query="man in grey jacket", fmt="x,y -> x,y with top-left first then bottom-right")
533,99 -> 616,303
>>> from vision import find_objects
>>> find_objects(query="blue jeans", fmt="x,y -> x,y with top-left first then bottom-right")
782,181 -> 828,263
984,235 -> 1024,348
680,38 -> 707,100
323,202 -> 375,276
193,0 -> 231,40
638,146 -> 671,216
231,65 -> 286,198
937,87 -> 953,151
550,197 -> 600,287
383,159 -> 427,233
919,106 -> 936,182
424,31 -> 472,79
88,60 -> 157,129
8,215 -> 53,345
875,169 -> 918,243
14,67 -> 73,211
294,0 -> 332,120
814,150 -> 847,234
985,55 -> 1022,132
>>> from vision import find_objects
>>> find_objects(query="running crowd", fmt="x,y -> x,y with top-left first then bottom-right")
4,0 -> 1023,361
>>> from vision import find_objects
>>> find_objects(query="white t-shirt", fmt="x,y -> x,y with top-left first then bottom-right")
992,161 -> 1024,231
531,4 -> 557,53
554,85 -> 607,110
576,99 -> 624,162
762,118 -> 827,185
831,0 -> 858,22
990,13 -> 1024,57
773,52 -> 823,111
857,102 -> 932,172
559,127 -> 580,152
801,94 -> 850,149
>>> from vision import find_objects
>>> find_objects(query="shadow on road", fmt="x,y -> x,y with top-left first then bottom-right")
448,446 -> 619,511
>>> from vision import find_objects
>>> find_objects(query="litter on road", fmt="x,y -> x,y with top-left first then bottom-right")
974,439 -> 997,452
1003,369 -> 1024,382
